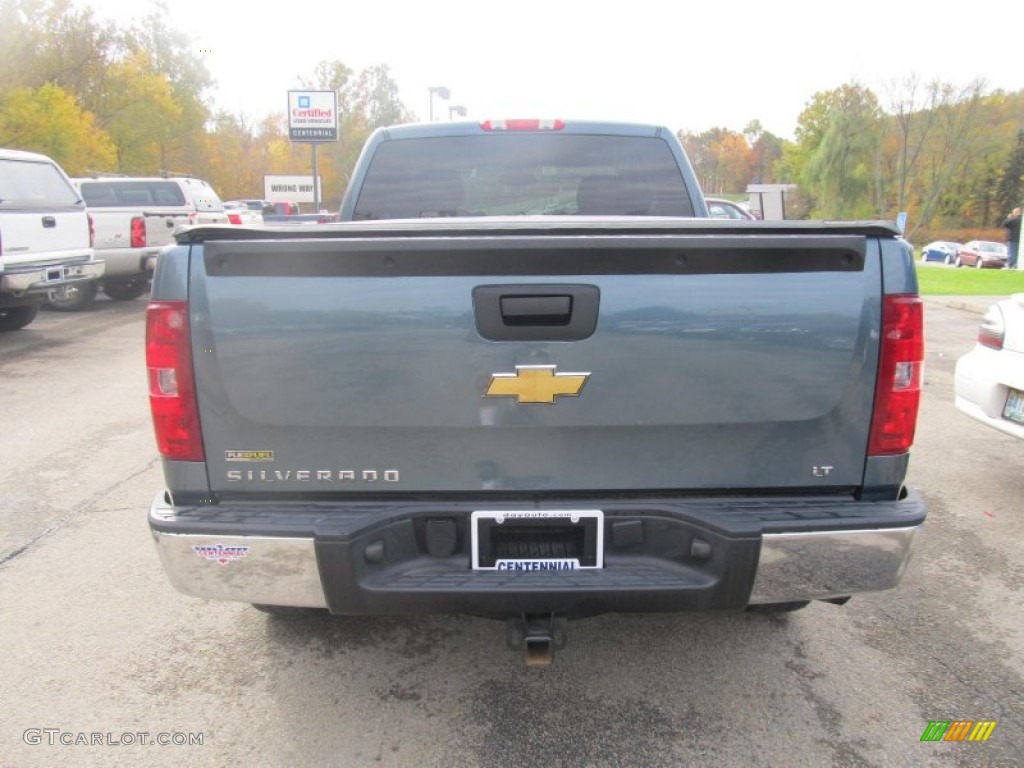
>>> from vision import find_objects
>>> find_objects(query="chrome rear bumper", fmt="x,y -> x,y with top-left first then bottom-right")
747,526 -> 919,604
149,491 -> 922,611
1,260 -> 105,295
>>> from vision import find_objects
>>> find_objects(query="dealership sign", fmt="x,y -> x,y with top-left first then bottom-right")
287,90 -> 338,142
263,175 -> 322,204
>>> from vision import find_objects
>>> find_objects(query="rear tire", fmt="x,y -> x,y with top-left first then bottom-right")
0,304 -> 40,331
954,255 -> 963,268
47,280 -> 98,311
103,277 -> 149,301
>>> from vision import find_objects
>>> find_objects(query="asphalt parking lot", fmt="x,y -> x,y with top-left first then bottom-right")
0,295 -> 1021,767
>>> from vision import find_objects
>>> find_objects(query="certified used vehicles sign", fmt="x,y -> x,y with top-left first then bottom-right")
287,90 -> 338,142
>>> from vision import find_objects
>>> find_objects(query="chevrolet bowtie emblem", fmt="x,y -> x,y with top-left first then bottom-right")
484,365 -> 590,404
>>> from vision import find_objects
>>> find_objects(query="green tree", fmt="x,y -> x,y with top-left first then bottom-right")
120,3 -> 213,172
921,85 -> 1005,229
744,120 -> 785,184
0,0 -> 117,101
93,51 -> 184,172
995,130 -> 1024,220
785,84 -> 883,218
353,65 -> 413,128
0,83 -> 115,173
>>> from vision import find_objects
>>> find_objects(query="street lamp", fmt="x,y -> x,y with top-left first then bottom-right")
428,86 -> 450,121
448,105 -> 467,120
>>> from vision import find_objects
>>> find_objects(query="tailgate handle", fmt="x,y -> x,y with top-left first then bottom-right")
474,284 -> 599,341
500,295 -> 572,326
42,215 -> 56,228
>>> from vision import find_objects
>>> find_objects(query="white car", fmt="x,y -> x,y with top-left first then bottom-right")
705,197 -> 758,220
954,294 -> 1024,440
224,200 -> 264,226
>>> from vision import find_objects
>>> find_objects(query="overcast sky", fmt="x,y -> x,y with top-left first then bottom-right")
84,0 -> 1019,140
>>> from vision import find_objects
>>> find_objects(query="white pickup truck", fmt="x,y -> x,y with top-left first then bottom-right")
54,176 -> 228,309
0,148 -> 104,330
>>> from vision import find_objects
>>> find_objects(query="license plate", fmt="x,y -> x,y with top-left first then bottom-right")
1003,388 -> 1024,424
471,510 -> 604,570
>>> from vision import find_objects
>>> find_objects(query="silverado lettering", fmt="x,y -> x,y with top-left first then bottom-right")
225,470 -> 400,482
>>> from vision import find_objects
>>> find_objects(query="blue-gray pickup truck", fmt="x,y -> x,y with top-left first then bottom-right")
146,120 -> 926,664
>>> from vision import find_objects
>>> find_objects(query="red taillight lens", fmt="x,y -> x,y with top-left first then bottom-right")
977,306 -> 1005,350
480,119 -> 565,131
146,301 -> 204,461
227,213 -> 242,225
868,295 -> 924,456
130,216 -> 146,248
88,213 -> 95,248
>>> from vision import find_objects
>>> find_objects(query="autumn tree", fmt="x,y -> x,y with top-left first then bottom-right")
0,0 -> 214,174
89,51 -> 185,172
996,130 -> 1024,219
118,6 -> 213,172
744,120 -> 784,185
0,83 -> 115,173
678,127 -> 755,194
0,0 -> 117,101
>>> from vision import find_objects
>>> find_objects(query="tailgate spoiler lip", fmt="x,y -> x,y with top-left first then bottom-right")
199,233 -> 871,277
175,217 -> 901,244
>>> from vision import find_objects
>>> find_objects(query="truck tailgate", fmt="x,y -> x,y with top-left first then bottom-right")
189,227 -> 883,494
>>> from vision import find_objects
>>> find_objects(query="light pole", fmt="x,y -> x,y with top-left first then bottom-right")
448,105 -> 467,120
428,86 -> 450,121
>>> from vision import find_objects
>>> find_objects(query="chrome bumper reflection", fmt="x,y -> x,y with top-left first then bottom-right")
150,495 -> 326,608
1,261 -> 105,294
748,526 -> 920,604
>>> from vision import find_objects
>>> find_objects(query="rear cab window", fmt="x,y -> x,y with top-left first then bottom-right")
0,157 -> 82,209
352,134 -> 696,220
79,181 -> 187,207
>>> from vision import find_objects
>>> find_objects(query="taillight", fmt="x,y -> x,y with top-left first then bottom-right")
88,213 -> 95,248
480,119 -> 565,131
977,305 -> 1005,350
188,212 -> 199,225
868,295 -> 924,455
227,213 -> 242,225
146,301 -> 204,461
130,216 -> 146,248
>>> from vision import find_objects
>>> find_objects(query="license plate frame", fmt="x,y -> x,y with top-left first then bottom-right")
470,509 -> 604,571
1003,387 -> 1024,424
